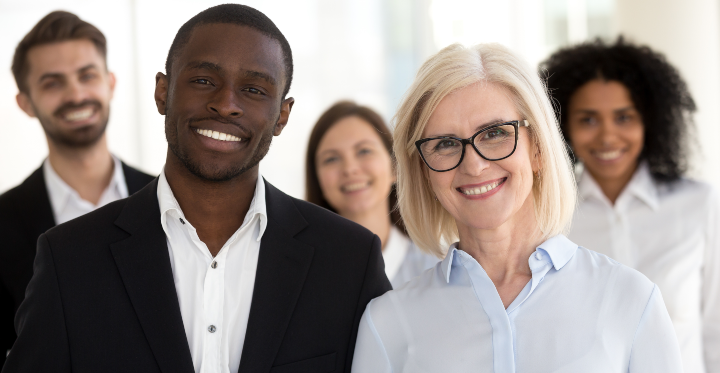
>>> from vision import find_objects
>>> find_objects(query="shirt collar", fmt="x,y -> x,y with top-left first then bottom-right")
578,162 -> 659,211
157,168 -> 268,242
43,155 -> 128,214
440,234 -> 578,283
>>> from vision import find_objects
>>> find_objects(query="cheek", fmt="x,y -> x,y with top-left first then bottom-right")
316,166 -> 340,195
568,126 -> 596,153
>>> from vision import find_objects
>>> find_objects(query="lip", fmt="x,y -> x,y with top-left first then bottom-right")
56,105 -> 100,127
190,119 -> 249,152
456,177 -> 507,200
590,148 -> 626,164
341,180 -> 371,195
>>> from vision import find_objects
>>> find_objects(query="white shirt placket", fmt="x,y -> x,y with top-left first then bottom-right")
202,248 -> 227,373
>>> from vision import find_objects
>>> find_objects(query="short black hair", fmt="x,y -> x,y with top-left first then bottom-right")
540,36 -> 696,183
165,4 -> 293,98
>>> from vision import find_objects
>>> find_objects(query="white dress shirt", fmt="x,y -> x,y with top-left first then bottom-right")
382,226 -> 439,288
157,170 -> 267,373
352,234 -> 683,373
43,156 -> 128,224
569,163 -> 720,373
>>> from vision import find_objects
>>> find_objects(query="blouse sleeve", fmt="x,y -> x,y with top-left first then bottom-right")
351,301 -> 393,373
703,187 -> 720,372
628,285 -> 684,372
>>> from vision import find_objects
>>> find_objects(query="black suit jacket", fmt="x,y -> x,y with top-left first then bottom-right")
2,178 -> 391,373
0,163 -> 155,366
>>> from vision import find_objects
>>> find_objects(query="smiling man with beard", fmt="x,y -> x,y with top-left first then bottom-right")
0,11 -> 155,367
2,4 -> 391,373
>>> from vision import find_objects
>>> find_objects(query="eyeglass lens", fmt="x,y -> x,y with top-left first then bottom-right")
419,124 -> 518,171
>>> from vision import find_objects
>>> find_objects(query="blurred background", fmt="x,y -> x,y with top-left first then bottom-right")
1,0 -> 718,198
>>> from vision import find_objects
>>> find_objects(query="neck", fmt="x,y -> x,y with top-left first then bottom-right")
164,151 -> 257,257
341,202 -> 393,251
46,134 -> 114,205
456,194 -> 543,308
589,162 -> 638,205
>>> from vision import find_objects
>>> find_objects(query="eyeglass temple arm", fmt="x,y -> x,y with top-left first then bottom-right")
520,120 -> 530,127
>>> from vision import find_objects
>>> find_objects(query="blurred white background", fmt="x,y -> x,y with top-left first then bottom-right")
1,0 -> 718,198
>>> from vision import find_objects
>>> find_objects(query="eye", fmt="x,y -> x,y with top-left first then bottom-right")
42,80 -> 61,90
322,156 -> 339,165
435,139 -> 459,150
616,113 -> 634,124
193,78 -> 213,85
578,116 -> 597,126
243,87 -> 264,95
483,128 -> 508,139
358,147 -> 372,156
80,72 -> 98,82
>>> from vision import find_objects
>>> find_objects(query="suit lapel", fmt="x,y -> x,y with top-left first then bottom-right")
238,181 -> 314,373
17,166 -> 56,240
110,180 -> 194,373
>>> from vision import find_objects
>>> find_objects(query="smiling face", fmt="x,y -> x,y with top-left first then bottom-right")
423,82 -> 537,232
315,116 -> 395,218
16,39 -> 115,148
567,79 -> 644,185
156,23 -> 293,182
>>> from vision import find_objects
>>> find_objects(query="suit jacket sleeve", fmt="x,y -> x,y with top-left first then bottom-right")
2,234 -> 70,373
344,234 -> 391,372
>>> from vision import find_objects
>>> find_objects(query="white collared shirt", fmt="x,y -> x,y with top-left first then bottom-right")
353,235 -> 683,373
382,226 -> 439,288
157,170 -> 267,373
43,156 -> 128,225
568,163 -> 720,373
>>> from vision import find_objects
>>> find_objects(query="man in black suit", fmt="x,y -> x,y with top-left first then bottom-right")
3,4 -> 390,373
0,11 -> 154,365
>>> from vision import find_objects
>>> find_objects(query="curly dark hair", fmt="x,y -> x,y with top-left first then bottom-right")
540,36 -> 696,182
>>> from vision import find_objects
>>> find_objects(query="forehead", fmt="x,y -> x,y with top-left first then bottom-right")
26,39 -> 104,77
570,80 -> 634,109
175,23 -> 284,81
424,82 -> 518,136
318,116 -> 384,152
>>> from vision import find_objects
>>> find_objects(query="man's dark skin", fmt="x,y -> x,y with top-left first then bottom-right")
154,23 -> 294,255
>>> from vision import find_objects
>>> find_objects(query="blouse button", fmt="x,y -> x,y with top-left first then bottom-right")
211,261 -> 218,269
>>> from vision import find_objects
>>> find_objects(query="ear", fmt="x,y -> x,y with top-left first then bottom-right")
16,92 -> 36,118
273,97 -> 295,136
107,71 -> 117,100
154,72 -> 169,115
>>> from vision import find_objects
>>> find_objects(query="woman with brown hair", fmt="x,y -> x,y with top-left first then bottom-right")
306,101 -> 437,288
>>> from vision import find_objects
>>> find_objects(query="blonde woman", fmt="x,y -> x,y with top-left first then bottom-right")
351,43 -> 682,372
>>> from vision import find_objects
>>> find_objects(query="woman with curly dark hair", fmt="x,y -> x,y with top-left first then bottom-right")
542,37 -> 720,373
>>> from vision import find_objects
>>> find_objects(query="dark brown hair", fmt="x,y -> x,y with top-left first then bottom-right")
305,101 -> 405,233
12,11 -> 107,93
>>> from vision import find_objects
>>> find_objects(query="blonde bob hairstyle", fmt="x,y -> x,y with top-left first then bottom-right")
393,43 -> 576,258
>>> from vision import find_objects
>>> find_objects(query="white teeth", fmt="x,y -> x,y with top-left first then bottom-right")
343,182 -> 368,192
461,180 -> 502,195
595,150 -> 622,161
64,108 -> 94,121
195,128 -> 242,142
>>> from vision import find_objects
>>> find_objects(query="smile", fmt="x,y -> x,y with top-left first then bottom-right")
458,178 -> 506,196
593,149 -> 623,161
63,107 -> 94,122
342,182 -> 370,193
195,128 -> 243,142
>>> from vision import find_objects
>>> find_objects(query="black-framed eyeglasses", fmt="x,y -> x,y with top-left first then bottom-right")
415,120 -> 530,172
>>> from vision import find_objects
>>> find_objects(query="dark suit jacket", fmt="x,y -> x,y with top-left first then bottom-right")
2,178 -> 391,373
0,163 -> 155,366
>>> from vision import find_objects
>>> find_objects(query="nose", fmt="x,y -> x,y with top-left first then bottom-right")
64,78 -> 90,104
459,143 -> 491,176
342,155 -> 361,176
598,118 -> 619,146
208,85 -> 243,118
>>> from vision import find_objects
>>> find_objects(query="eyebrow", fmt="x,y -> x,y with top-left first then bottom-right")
572,106 -> 636,115
38,63 -> 99,83
186,61 -> 276,86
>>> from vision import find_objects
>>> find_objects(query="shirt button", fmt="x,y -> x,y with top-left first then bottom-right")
211,261 -> 217,269
535,252 -> 542,260
179,218 -> 185,225
208,325 -> 216,333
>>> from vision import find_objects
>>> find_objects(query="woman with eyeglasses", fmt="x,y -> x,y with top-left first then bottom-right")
542,38 -> 720,373
351,43 -> 682,372
305,101 -> 438,288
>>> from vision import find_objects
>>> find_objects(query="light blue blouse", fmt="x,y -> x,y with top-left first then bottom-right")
352,235 -> 683,372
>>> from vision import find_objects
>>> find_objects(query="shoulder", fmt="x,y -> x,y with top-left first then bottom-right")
567,246 -> 656,300
0,168 -> 43,212
658,177 -> 716,200
120,162 -> 156,192
43,198 -> 129,248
